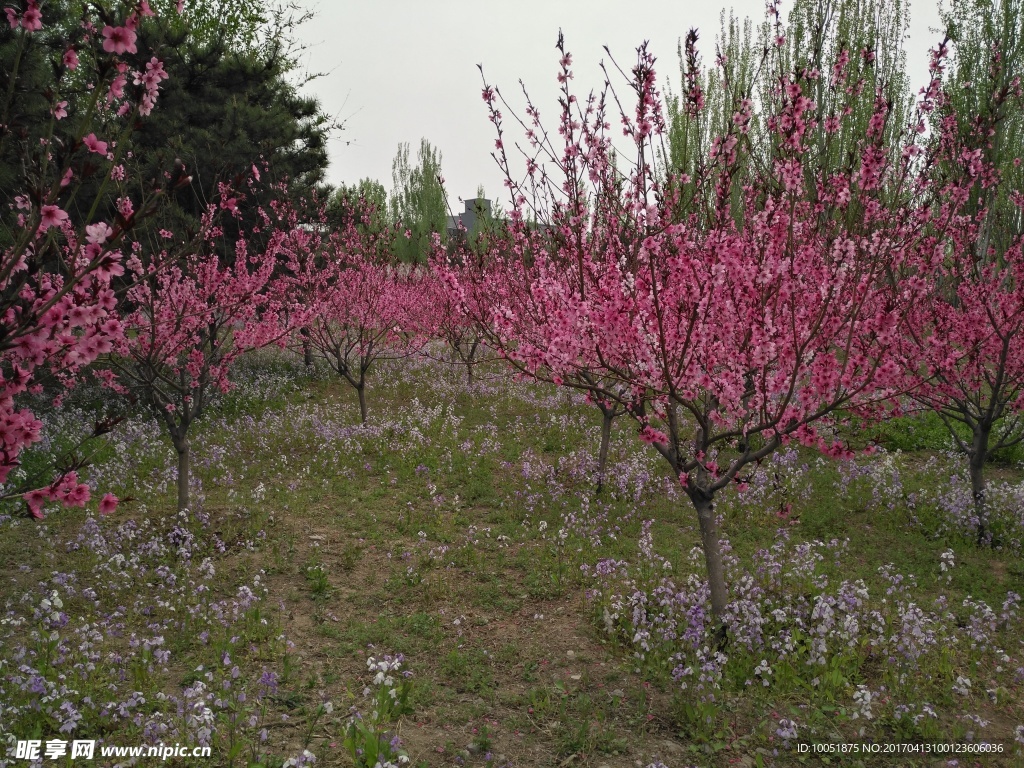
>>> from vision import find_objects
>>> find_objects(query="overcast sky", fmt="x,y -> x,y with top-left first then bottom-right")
292,0 -> 945,209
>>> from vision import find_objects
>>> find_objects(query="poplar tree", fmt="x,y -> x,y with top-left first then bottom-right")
390,138 -> 448,264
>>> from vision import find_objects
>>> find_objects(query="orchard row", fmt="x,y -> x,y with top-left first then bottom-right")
2,1 -> 1023,622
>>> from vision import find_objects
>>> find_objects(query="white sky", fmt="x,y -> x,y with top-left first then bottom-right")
292,0 -> 945,209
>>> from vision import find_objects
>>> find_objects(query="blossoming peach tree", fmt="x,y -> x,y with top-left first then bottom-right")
107,177 -> 308,513
285,197 -> 423,424
901,12 -> 1024,546
0,0 -> 177,518
454,23 -> 977,625
439,236 -> 630,492
417,256 -> 495,386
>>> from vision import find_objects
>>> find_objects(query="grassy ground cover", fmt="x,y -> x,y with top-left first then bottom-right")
1,351 -> 1023,767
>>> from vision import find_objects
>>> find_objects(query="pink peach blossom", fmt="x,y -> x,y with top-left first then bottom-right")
39,205 -> 68,230
98,493 -> 118,515
102,24 -> 137,54
83,133 -> 108,155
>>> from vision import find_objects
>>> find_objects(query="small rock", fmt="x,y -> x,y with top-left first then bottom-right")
569,674 -> 581,681
566,650 -> 575,659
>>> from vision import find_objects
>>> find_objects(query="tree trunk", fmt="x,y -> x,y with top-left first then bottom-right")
301,328 -> 313,368
691,491 -> 729,624
357,383 -> 368,424
175,437 -> 190,513
969,423 -> 992,545
596,408 -> 613,493
466,340 -> 479,386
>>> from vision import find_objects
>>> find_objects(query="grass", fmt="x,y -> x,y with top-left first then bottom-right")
1,350 -> 1022,767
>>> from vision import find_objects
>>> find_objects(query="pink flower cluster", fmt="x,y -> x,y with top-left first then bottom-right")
134,57 -> 168,116
1,0 -> 174,517
5,0 -> 41,32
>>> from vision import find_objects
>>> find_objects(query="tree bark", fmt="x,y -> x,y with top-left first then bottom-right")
174,436 -> 190,513
691,491 -> 729,624
596,408 -> 614,493
357,383 -> 368,424
969,423 -> 992,545
301,328 -> 313,368
466,340 -> 479,386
